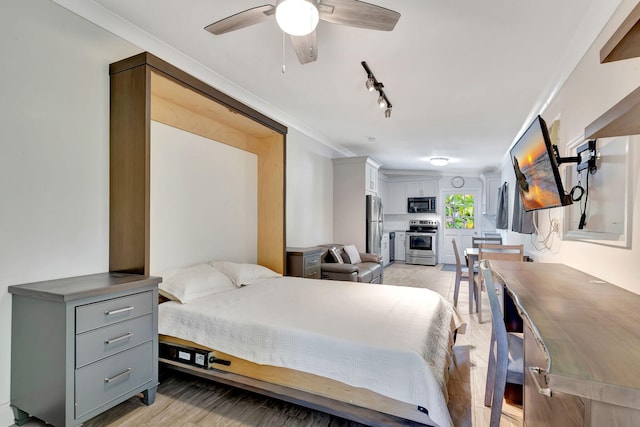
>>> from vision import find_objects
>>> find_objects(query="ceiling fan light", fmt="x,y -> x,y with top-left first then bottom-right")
275,0 -> 319,36
430,157 -> 449,167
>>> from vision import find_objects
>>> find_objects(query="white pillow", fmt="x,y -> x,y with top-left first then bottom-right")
209,261 -> 282,286
159,263 -> 236,303
343,245 -> 362,264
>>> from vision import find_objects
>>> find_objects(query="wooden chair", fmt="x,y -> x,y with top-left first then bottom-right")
472,236 -> 503,248
468,236 -> 502,269
479,260 -> 524,427
451,238 -> 476,312
479,243 -> 523,261
476,244 -> 524,323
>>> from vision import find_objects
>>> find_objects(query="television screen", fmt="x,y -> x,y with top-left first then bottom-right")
509,115 -> 570,212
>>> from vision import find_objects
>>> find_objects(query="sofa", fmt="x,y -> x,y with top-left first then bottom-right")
319,244 -> 383,284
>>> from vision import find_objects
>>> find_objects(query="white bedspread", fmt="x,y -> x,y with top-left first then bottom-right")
158,276 -> 461,427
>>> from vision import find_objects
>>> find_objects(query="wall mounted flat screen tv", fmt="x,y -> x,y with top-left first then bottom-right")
510,115 -> 571,212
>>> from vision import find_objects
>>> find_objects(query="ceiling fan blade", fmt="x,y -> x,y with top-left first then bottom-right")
290,31 -> 318,64
204,5 -> 275,35
318,0 -> 400,31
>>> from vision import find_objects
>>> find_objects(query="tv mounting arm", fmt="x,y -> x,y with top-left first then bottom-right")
552,139 -> 598,174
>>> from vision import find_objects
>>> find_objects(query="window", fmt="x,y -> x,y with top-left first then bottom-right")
445,194 -> 475,229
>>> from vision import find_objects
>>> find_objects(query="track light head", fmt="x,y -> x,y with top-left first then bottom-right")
365,77 -> 375,91
377,95 -> 387,108
385,107 -> 392,118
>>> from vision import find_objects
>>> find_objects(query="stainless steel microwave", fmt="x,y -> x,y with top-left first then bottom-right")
407,197 -> 436,213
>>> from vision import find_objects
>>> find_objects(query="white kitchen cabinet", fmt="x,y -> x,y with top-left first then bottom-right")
481,173 -> 501,216
365,162 -> 378,195
395,231 -> 406,261
333,156 -> 382,251
406,180 -> 437,197
377,174 -> 388,211
387,182 -> 407,214
381,233 -> 390,267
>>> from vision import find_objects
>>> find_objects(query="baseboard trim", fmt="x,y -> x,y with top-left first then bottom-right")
1,401 -> 15,426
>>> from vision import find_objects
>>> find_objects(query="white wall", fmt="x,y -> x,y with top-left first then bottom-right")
286,128 -> 336,247
500,0 -> 640,294
0,0 -> 140,422
150,122 -> 258,273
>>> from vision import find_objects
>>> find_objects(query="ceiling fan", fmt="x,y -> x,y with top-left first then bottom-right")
205,0 -> 401,64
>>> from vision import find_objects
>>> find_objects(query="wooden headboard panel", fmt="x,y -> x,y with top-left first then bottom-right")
109,52 -> 287,275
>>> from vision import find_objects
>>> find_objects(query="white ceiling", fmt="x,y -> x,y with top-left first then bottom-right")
60,0 -> 621,174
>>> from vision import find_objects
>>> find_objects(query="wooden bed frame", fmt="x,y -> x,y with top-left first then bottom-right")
158,334 -> 439,427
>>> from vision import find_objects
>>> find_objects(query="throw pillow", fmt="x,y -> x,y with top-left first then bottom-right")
209,261 -> 282,286
343,244 -> 362,264
159,263 -> 236,303
329,247 -> 344,264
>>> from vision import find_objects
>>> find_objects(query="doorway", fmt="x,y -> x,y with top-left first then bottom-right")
440,190 -> 480,265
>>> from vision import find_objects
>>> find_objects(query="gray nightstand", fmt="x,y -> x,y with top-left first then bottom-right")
286,247 -> 324,279
9,272 -> 161,427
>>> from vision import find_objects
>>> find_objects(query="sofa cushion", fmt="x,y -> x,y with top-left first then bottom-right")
328,247 -> 344,264
343,244 -> 362,264
357,262 -> 382,283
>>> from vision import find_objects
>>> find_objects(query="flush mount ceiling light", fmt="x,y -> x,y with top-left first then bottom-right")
430,157 -> 449,166
275,0 -> 320,36
361,61 -> 393,118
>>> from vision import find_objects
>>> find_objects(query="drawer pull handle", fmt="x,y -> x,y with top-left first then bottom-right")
104,368 -> 132,383
105,333 -> 134,345
105,306 -> 134,316
528,367 -> 552,397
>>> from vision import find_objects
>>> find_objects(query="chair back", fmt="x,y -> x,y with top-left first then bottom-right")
479,244 -> 523,262
472,236 -> 503,248
480,260 -> 509,427
451,238 -> 463,274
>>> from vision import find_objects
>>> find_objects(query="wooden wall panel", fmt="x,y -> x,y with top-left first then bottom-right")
109,65 -> 150,275
110,53 -> 286,275
257,134 -> 286,274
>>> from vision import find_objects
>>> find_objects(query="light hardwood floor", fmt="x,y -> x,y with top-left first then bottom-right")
17,263 -> 522,427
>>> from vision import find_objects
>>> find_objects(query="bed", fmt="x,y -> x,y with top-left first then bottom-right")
156,262 -> 463,427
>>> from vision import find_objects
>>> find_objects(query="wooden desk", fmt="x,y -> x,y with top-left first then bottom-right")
490,261 -> 640,426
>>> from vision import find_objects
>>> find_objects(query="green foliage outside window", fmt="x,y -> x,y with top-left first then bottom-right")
445,194 -> 475,229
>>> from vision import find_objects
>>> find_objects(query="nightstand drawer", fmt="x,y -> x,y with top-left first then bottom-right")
304,254 -> 321,269
305,265 -> 321,279
76,314 -> 153,368
75,341 -> 153,418
76,291 -> 153,333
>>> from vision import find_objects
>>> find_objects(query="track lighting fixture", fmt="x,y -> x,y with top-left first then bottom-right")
361,61 -> 393,118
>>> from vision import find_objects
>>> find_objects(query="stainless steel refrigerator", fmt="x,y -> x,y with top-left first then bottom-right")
366,195 -> 384,258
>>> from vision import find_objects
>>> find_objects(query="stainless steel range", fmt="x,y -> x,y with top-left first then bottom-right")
405,219 -> 438,266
